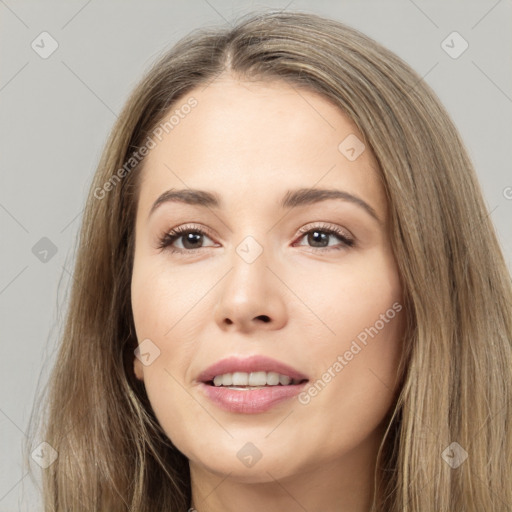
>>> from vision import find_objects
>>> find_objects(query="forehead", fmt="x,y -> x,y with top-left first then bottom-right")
136,76 -> 385,217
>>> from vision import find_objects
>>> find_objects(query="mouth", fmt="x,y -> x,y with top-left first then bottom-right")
205,371 -> 308,390
197,355 -> 309,414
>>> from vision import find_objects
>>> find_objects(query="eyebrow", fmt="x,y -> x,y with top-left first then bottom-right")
148,187 -> 381,224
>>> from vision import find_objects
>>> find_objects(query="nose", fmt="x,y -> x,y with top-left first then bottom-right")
213,243 -> 288,333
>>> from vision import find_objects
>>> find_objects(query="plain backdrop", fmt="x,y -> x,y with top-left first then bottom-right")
1,0 -> 511,509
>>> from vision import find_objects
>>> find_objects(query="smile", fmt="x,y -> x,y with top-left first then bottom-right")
210,371 -> 304,388
197,356 -> 309,414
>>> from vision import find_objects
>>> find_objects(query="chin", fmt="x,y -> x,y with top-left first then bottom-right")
192,456 -> 299,484
183,436 -> 304,481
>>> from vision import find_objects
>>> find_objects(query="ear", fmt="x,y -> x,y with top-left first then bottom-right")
134,356 -> 144,381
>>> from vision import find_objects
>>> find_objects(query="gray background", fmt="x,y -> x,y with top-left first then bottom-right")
1,0 -> 511,509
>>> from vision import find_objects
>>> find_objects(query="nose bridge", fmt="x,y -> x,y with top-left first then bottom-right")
227,233 -> 269,302
213,232 -> 287,331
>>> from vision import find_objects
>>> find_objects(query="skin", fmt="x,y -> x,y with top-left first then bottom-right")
131,75 -> 405,512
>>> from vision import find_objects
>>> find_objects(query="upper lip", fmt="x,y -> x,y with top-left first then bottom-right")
197,355 -> 309,383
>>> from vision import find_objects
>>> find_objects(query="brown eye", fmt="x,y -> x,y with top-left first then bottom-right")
158,225 -> 217,252
294,224 -> 354,250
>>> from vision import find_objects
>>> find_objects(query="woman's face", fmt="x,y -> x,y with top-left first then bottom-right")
131,76 -> 404,483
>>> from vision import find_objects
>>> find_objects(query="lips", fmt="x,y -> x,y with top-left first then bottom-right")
197,355 -> 309,384
196,355 -> 309,414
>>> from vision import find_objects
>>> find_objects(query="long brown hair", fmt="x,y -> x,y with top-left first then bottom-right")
26,10 -> 512,511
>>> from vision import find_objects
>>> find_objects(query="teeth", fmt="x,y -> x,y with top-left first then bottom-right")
279,374 -> 292,385
212,371 -> 298,387
267,372 -> 280,385
232,372 -> 248,386
249,371 -> 267,386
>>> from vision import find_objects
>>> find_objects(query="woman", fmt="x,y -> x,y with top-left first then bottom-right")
26,10 -> 512,511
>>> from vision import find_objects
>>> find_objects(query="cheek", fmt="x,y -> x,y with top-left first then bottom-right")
297,256 -> 404,424
131,256 -> 205,340
290,247 -> 402,348
130,257 -> 212,431
291,249 -> 404,411
130,264 -> 198,448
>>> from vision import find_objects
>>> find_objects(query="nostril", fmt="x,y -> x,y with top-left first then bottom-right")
257,315 -> 271,323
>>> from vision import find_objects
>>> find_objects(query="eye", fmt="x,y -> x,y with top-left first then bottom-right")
157,222 -> 355,254
293,223 -> 354,251
157,224 -> 217,253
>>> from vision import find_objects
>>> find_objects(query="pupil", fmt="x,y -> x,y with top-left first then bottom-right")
183,232 -> 202,249
181,230 -> 330,250
309,230 -> 327,247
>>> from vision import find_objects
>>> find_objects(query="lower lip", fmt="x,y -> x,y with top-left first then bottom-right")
199,382 -> 308,414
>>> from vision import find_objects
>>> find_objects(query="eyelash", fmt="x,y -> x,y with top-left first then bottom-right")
157,223 -> 355,254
